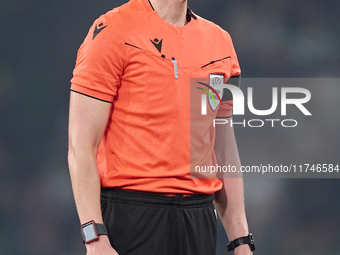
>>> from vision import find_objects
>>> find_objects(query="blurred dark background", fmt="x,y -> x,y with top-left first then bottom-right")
0,0 -> 339,254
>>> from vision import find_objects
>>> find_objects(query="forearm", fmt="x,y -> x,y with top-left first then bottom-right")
68,146 -> 103,225
213,178 -> 249,240
213,149 -> 249,240
213,123 -> 251,254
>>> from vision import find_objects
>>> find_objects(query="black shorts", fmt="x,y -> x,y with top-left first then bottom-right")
101,188 -> 217,255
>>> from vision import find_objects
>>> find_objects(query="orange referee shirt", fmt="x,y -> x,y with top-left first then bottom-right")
71,0 -> 241,195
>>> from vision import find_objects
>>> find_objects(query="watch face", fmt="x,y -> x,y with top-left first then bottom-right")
249,233 -> 254,243
82,221 -> 99,243
248,234 -> 255,251
83,225 -> 97,241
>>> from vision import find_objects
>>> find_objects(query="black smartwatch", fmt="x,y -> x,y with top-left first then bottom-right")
227,233 -> 255,252
81,220 -> 108,244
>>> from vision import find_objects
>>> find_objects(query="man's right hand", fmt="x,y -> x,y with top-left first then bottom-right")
86,235 -> 119,255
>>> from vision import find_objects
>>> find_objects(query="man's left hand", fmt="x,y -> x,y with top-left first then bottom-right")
234,244 -> 253,255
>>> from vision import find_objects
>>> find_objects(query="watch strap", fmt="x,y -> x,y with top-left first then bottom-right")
227,233 -> 255,252
95,223 -> 108,236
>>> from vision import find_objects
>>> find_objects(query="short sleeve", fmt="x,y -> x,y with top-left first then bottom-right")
217,34 -> 241,118
70,15 -> 125,102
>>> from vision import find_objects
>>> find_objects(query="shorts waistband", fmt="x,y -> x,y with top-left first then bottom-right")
101,188 -> 213,208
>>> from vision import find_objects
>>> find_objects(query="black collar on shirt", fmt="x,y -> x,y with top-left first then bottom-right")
147,0 -> 197,22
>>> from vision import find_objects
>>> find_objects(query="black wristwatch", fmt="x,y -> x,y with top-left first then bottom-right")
227,233 -> 255,252
81,220 -> 108,244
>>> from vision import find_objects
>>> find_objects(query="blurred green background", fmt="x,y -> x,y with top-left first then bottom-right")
0,0 -> 339,254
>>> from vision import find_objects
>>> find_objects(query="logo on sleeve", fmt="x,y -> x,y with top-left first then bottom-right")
93,23 -> 107,40
150,38 -> 163,53
208,74 -> 224,111
197,74 -> 224,113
